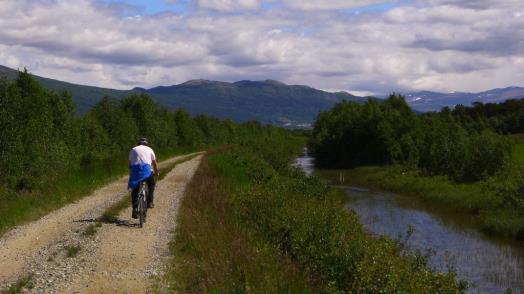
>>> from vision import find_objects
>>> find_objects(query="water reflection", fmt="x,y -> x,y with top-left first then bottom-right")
294,152 -> 524,293
346,189 -> 524,293
292,147 -> 314,176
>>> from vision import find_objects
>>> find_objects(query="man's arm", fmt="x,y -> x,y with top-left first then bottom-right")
129,148 -> 134,169
152,159 -> 159,176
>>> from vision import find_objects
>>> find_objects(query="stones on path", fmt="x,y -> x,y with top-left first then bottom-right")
0,153 -> 202,293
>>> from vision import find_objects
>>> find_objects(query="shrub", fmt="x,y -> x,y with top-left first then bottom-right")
210,146 -> 465,292
310,95 -> 513,183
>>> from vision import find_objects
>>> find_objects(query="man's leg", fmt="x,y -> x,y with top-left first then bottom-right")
147,174 -> 156,208
131,187 -> 139,218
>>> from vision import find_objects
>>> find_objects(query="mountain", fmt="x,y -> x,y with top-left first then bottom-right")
0,65 -> 366,127
0,65 -> 135,112
404,87 -> 524,112
145,79 -> 365,126
5,64 -> 522,125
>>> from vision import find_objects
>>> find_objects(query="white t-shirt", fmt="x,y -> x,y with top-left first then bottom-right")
129,145 -> 156,166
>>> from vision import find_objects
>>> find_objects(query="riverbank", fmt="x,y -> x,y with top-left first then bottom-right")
163,140 -> 465,292
324,166 -> 524,242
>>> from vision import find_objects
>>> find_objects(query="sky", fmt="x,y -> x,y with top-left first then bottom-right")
0,0 -> 523,95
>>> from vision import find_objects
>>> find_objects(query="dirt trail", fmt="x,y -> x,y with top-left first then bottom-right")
0,153 -> 202,292
60,156 -> 202,293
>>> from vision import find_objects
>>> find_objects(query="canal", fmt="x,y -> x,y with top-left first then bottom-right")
294,148 -> 524,293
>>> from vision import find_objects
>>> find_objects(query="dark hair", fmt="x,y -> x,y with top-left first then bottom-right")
137,137 -> 149,146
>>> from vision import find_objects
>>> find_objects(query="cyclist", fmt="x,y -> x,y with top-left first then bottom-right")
128,137 -> 159,219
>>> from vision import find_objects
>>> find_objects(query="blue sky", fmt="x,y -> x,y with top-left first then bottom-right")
102,0 -> 404,15
1,0 -> 522,94
340,1 -> 406,14
101,0 -> 192,14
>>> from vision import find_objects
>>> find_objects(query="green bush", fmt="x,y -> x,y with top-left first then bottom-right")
165,151 -> 319,293
0,70 -> 293,194
310,95 -> 513,183
0,70 -> 295,237
210,146 -> 465,293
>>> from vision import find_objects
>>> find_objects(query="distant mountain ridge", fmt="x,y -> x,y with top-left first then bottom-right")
144,79 -> 364,126
0,65 -> 366,127
2,65 -> 523,125
403,87 -> 524,112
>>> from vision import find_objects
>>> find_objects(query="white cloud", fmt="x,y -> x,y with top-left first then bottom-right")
423,0 -> 522,10
0,0 -> 522,94
282,0 -> 390,11
196,0 -> 262,11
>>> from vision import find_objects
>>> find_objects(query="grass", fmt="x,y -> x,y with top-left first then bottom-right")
65,245 -> 81,257
328,166 -> 498,213
510,134 -> 524,165
1,275 -> 34,294
159,152 -> 319,293
99,194 -> 131,224
83,222 -> 102,236
47,251 -> 58,262
0,147 -> 196,238
161,143 -> 464,293
0,155 -> 127,237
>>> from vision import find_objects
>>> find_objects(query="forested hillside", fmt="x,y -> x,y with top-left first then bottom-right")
0,65 -> 135,112
146,79 -> 366,126
0,65 -> 366,126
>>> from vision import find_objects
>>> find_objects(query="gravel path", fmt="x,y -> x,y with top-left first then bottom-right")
0,153 -> 202,293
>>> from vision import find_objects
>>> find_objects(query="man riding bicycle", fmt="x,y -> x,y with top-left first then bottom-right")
128,137 -> 159,219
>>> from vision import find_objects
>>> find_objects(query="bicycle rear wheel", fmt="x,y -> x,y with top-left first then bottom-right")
138,194 -> 144,228
138,183 -> 147,228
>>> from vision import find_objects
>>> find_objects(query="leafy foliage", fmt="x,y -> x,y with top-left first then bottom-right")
0,70 -> 287,192
309,94 -> 524,240
310,94 -> 513,182
205,141 -> 465,292
0,70 -> 290,235
166,148 -> 318,293
451,99 -> 524,134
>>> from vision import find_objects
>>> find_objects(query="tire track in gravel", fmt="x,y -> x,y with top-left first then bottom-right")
57,155 -> 203,294
0,152 -> 201,291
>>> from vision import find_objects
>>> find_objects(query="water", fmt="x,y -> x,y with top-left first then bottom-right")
293,150 -> 524,293
292,147 -> 314,176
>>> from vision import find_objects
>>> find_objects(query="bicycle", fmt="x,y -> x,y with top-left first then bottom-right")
136,181 -> 148,228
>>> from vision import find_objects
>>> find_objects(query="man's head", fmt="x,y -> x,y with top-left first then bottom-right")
137,137 -> 149,146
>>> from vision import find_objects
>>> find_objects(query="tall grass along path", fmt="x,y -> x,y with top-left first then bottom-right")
0,152 -> 203,292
